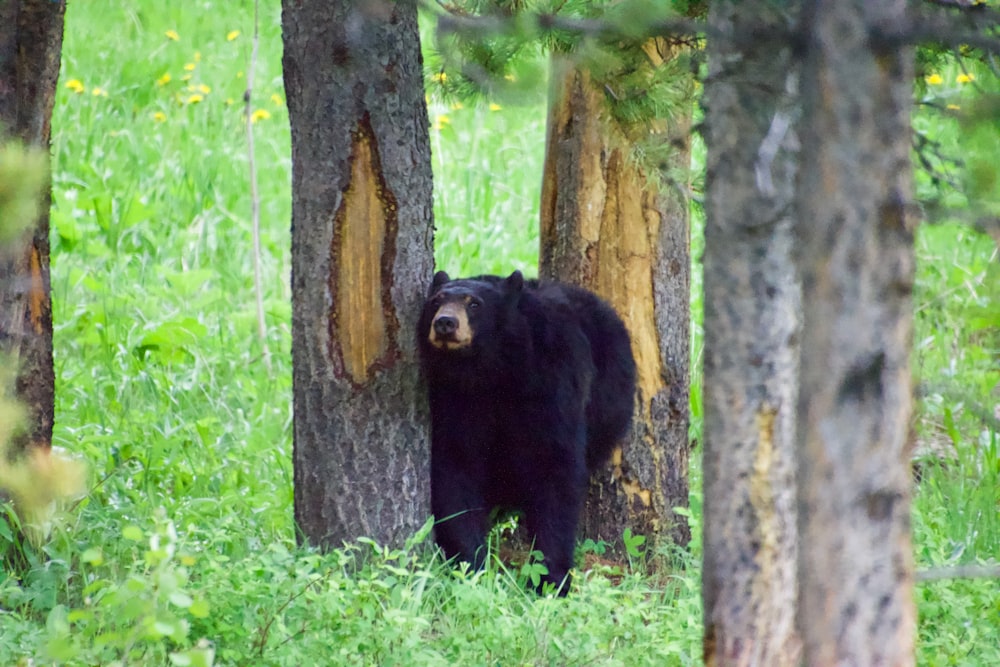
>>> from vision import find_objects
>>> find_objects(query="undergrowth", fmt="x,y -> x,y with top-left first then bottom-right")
0,1 -> 996,665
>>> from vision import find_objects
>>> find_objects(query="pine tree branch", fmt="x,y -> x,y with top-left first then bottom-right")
429,2 -> 705,44
429,0 -> 1000,54
874,1 -> 1000,52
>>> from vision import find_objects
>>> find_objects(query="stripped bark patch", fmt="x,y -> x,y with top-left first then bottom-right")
328,115 -> 399,384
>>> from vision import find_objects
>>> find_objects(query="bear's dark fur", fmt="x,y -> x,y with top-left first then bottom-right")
417,270 -> 636,594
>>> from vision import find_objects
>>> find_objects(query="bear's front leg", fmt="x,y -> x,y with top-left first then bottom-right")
523,470 -> 587,597
431,460 -> 490,571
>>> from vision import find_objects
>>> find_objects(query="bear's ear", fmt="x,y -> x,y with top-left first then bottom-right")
503,270 -> 524,303
429,271 -> 450,296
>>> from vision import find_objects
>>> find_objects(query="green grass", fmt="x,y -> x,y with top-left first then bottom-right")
0,1 -> 997,665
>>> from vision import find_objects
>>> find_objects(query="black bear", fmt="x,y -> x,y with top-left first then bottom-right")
417,270 -> 636,595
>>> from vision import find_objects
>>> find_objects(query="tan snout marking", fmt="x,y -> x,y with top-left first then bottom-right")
428,300 -> 473,350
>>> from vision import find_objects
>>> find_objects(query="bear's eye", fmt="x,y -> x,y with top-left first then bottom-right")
468,298 -> 482,310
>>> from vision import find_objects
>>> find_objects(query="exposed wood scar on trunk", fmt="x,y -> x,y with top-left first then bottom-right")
750,405 -> 779,586
28,244 -> 46,334
328,114 -> 400,384
610,447 -> 653,508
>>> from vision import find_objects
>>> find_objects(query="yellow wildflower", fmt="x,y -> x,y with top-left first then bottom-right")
65,79 -> 85,94
165,29 -> 180,41
184,63 -> 196,72
924,73 -> 943,85
156,72 -> 172,87
432,71 -> 447,84
91,87 -> 108,97
450,101 -> 464,111
489,103 -> 502,111
435,114 -> 450,130
197,84 -> 211,94
946,104 -> 961,111
227,30 -> 241,42
181,74 -> 192,82
226,98 -> 234,106
270,93 -> 283,107
186,94 -> 204,105
153,111 -> 167,122
251,109 -> 271,123
504,73 -> 516,82
956,73 -> 975,84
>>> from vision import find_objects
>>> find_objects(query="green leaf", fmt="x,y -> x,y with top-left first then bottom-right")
53,208 -> 83,250
123,525 -> 144,541
165,269 -> 217,297
189,598 -> 211,619
0,516 -> 13,542
82,546 -> 104,565
134,316 -> 208,363
170,591 -> 194,608
122,194 -> 155,227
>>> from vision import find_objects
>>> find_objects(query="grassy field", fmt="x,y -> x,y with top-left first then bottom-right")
0,1 -> 997,665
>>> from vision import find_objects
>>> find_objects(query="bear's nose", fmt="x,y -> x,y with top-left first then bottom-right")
433,315 -> 458,336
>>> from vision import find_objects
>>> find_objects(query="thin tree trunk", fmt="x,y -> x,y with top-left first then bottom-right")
282,0 -> 434,549
701,3 -> 801,665
796,2 -> 917,664
0,0 -> 64,454
539,45 -> 692,551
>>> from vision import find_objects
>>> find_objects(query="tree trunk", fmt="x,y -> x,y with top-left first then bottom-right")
282,0 -> 434,549
0,0 -> 64,454
700,3 -> 802,665
795,2 -> 917,664
539,45 -> 692,552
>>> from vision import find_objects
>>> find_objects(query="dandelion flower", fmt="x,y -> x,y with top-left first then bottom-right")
489,103 -> 502,112
156,72 -> 172,86
450,101 -> 464,111
184,63 -> 196,72
186,94 -> 204,105
270,93 -> 283,107
153,111 -> 167,122
198,84 -> 211,94
435,114 -> 450,130
251,109 -> 271,123
227,30 -> 240,42
924,73 -> 943,85
504,73 -> 516,82
65,79 -> 85,94
956,73 -> 975,84
165,30 -> 180,41
432,72 -> 447,84
91,87 -> 108,97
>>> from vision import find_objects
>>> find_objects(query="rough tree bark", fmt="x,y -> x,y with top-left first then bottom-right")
539,43 -> 692,551
795,2 -> 917,664
0,0 -> 65,454
282,0 -> 434,548
701,3 -> 802,665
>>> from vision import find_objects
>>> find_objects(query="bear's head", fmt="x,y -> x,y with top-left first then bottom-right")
420,270 -> 524,353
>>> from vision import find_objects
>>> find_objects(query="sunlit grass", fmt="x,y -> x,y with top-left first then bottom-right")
0,0 -> 996,664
